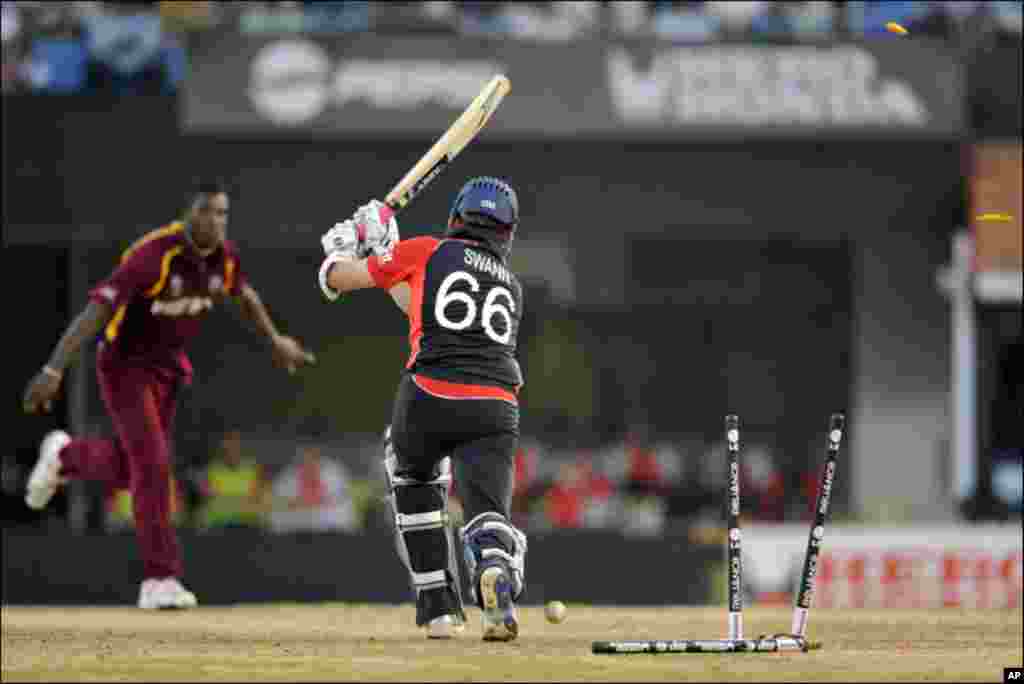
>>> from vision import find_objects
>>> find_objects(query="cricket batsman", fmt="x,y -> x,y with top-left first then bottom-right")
317,177 -> 528,641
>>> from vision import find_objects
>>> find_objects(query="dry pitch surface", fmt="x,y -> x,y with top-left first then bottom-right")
2,604 -> 1020,682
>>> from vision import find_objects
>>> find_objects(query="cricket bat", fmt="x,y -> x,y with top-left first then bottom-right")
380,74 -> 511,221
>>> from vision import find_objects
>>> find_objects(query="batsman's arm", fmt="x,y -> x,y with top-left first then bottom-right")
323,258 -> 375,295
319,257 -> 409,315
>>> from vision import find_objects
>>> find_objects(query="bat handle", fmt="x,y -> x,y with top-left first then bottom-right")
380,203 -> 397,222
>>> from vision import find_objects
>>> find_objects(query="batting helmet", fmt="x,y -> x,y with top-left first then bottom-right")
446,177 -> 518,261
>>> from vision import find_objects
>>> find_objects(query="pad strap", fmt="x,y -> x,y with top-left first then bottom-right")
396,510 -> 445,530
411,569 -> 448,590
382,427 -> 465,623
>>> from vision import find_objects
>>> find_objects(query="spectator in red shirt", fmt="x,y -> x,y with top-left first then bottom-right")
545,461 -> 585,528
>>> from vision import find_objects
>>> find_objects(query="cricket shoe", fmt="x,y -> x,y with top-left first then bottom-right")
479,566 -> 518,642
426,614 -> 464,639
25,430 -> 70,510
138,578 -> 199,610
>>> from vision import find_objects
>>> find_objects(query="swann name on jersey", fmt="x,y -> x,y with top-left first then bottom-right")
464,248 -> 512,285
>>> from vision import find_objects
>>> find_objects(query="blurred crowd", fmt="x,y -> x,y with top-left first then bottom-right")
106,426 -> 366,535
4,1 -> 1022,94
96,424 -> 842,538
2,1 -> 185,95
424,0 -> 1024,43
194,1 -> 1024,43
503,429 -> 831,536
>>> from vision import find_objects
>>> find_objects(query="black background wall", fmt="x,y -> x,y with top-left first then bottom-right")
2,528 -> 717,606
5,96 -> 964,249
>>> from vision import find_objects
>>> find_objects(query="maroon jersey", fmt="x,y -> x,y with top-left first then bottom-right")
89,221 -> 246,377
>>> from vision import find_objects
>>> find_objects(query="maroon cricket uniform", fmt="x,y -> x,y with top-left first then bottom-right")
58,221 -> 246,579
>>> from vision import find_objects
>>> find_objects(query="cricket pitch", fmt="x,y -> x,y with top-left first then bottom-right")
2,605 -> 1020,682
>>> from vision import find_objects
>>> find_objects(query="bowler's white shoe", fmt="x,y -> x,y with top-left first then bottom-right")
426,614 -> 463,639
479,566 -> 518,642
138,578 -> 199,610
25,430 -> 70,510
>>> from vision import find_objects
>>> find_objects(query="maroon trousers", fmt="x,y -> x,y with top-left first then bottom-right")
59,353 -> 184,580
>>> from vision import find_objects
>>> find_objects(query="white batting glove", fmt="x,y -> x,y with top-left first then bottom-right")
353,199 -> 399,258
320,219 -> 361,258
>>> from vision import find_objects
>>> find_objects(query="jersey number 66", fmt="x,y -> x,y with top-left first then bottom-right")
435,271 -> 514,345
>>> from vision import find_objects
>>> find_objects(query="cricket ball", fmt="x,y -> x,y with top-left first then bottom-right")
545,601 -> 567,624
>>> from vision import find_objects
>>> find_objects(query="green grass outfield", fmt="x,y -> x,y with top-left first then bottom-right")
2,604 -> 1021,682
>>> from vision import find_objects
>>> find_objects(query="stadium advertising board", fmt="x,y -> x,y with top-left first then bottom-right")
972,143 -> 1023,272
970,142 -> 1023,303
183,35 -> 963,138
743,524 -> 1022,610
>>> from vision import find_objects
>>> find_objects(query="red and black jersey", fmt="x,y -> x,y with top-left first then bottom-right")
367,236 -> 524,401
89,221 -> 246,378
